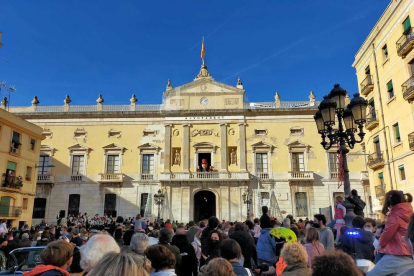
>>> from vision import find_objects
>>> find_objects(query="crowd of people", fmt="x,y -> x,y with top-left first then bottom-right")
0,189 -> 413,276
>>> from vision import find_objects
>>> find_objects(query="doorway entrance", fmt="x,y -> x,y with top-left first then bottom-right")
194,191 -> 216,222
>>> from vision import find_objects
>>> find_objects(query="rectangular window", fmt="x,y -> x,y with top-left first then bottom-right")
106,155 -> 120,174
104,194 -> 117,217
30,139 -> 35,151
23,198 -> 28,210
403,16 -> 411,34
142,154 -> 154,174
399,165 -> 406,181
373,136 -> 381,155
5,161 -> 17,185
329,153 -> 338,172
71,155 -> 84,175
387,80 -> 394,98
11,131 -> 21,153
295,192 -> 308,217
393,123 -> 401,143
410,60 -> 414,76
382,44 -> 388,59
365,66 -> 370,74
291,153 -> 305,171
25,166 -> 32,181
255,153 -> 268,173
140,193 -> 148,217
68,194 -> 80,216
38,156 -> 50,175
32,198 -> 46,219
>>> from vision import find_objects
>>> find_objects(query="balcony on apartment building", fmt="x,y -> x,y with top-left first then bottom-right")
70,175 -> 84,182
37,174 -> 54,185
159,171 -> 250,181
365,110 -> 379,130
402,75 -> 414,102
360,75 -> 374,96
375,185 -> 385,198
97,173 -> 124,184
368,152 -> 384,170
0,206 -> 22,218
397,28 -> 414,58
409,132 -> 414,151
288,171 -> 314,183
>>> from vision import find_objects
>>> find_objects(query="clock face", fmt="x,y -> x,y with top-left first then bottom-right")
200,97 -> 209,106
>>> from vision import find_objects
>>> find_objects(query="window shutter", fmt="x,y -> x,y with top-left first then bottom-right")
12,132 -> 20,145
387,81 -> 393,92
7,161 -> 16,171
384,47 -> 388,55
365,66 -> 370,74
378,172 -> 383,178
399,165 -> 404,171
395,125 -> 400,139
373,136 -> 380,143
404,17 -> 411,34
369,98 -> 374,104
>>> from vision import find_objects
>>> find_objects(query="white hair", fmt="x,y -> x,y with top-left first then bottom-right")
130,233 -> 149,254
80,234 -> 120,272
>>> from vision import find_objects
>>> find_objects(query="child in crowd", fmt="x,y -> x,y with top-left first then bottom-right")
334,196 -> 346,243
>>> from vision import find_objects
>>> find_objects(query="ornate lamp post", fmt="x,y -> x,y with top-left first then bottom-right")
154,189 -> 165,222
242,190 -> 252,221
314,84 -> 368,226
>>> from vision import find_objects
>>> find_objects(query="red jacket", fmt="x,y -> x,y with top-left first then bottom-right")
379,202 -> 413,256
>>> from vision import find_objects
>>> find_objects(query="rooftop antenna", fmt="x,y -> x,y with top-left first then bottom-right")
7,85 -> 16,111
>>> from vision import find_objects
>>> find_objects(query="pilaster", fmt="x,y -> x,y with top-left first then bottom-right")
183,124 -> 191,172
220,123 -> 228,172
164,124 -> 173,172
238,123 -> 247,172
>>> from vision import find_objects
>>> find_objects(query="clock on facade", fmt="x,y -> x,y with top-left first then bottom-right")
200,97 -> 209,106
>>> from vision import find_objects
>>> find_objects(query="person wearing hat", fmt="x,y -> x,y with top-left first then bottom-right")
198,158 -> 212,172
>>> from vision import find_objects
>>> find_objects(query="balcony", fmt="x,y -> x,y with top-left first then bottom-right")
140,174 -> 155,181
330,171 -> 339,179
360,75 -> 374,96
409,132 -> 414,151
397,28 -> 414,57
159,172 -> 250,181
402,76 -> 414,102
70,175 -> 83,182
0,206 -> 22,218
365,110 -> 379,130
375,185 -> 385,198
254,172 -> 272,180
98,173 -> 124,184
37,174 -> 54,184
288,171 -> 314,184
368,152 -> 384,170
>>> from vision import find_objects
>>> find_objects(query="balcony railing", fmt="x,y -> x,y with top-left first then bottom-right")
37,174 -> 54,184
368,152 -> 384,170
70,175 -> 83,182
288,171 -> 314,181
409,132 -> 414,151
360,75 -> 374,96
365,110 -> 379,130
255,172 -> 271,180
375,185 -> 385,198
330,171 -> 339,179
98,173 -> 123,183
402,75 -> 414,102
191,172 -> 220,179
0,206 -> 22,217
397,28 -> 414,57
140,174 -> 155,180
160,172 -> 250,181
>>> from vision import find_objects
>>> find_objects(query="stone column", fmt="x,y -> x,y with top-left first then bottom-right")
183,124 -> 191,172
220,123 -> 228,172
238,123 -> 247,172
164,124 -> 172,173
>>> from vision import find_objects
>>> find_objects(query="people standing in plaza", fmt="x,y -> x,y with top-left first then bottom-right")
313,214 -> 334,251
256,212 -> 279,266
347,189 -> 366,217
200,216 -> 219,256
303,227 -> 325,268
134,214 -> 144,233
276,242 -> 311,276
0,220 -> 8,234
186,221 -> 199,243
220,239 -> 254,276
203,230 -> 224,264
339,216 -> 374,261
229,222 -> 257,270
158,227 -> 181,272
145,245 -> 177,276
334,196 -> 346,243
171,226 -> 198,276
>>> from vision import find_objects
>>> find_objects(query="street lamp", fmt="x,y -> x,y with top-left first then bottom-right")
242,190 -> 252,221
154,189 -> 165,222
314,84 -> 368,226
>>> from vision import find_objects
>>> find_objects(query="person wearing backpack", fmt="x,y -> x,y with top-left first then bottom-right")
347,189 -> 366,217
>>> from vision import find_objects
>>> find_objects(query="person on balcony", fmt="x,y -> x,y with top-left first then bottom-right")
197,159 -> 212,172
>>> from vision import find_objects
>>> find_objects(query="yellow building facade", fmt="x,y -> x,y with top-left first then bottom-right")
0,108 -> 44,227
9,63 -> 370,224
353,0 -> 414,215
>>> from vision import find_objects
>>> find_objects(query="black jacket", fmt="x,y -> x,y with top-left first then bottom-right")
339,228 -> 374,261
200,227 -> 214,254
347,196 -> 365,216
229,231 -> 258,269
172,235 -> 198,276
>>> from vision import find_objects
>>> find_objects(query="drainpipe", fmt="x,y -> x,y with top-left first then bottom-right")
372,43 -> 394,190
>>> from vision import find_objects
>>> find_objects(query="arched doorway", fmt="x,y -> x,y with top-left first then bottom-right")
194,191 -> 216,222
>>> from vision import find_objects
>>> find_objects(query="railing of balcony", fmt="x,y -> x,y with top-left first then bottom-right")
0,206 -> 22,217
37,174 -> 54,183
368,152 -> 384,166
397,28 -> 414,55
366,110 -> 378,123
330,171 -> 339,179
70,175 -> 83,182
375,185 -> 385,198
99,173 -> 123,181
140,174 -> 155,180
255,172 -> 270,180
360,75 -> 374,93
191,172 -> 220,179
402,75 -> 414,100
409,132 -> 414,151
289,171 -> 313,179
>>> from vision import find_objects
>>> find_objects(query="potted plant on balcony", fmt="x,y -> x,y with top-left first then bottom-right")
15,207 -> 22,216
9,176 -> 23,189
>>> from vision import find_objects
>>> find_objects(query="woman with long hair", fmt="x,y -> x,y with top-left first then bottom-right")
203,230 -> 223,264
367,190 -> 414,276
303,227 -> 325,267
88,252 -> 149,276
199,258 -> 236,276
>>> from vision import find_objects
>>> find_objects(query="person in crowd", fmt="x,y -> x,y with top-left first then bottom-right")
171,226 -> 198,276
148,229 -> 159,245
367,191 -> 414,276
339,216 -> 374,261
303,227 -> 325,267
282,218 -> 290,228
311,250 -> 363,276
313,214 -> 334,251
158,228 -> 181,267
297,219 -> 305,230
60,226 -> 70,239
79,234 -> 121,273
397,213 -> 414,276
79,228 -> 87,245
114,228 -> 124,247
364,218 -> 376,234
36,231 -> 50,246
19,233 -> 32,247
31,232 -> 41,247
49,227 -> 56,242
0,220 -> 8,234
245,220 -> 255,237
334,196 -> 346,243
297,229 -> 306,245
134,214 -> 144,233
145,244 -> 177,276
253,218 -> 261,243
305,221 -> 313,230
122,228 -> 135,246
130,232 -> 150,256
220,239 -> 254,276
199,221 -> 206,231
203,230 -> 223,264
199,258 -> 236,276
200,216 -> 219,256
70,228 -> 83,247
276,242 -> 311,276
347,189 -> 366,217
192,229 -> 203,269
186,221 -> 199,243
88,252 -> 149,276
229,222 -> 257,269
23,240 -> 74,276
256,211 -> 279,266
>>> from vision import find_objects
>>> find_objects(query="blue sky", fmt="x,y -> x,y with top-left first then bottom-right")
0,0 -> 389,106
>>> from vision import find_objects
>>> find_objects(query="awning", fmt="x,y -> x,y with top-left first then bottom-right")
373,136 -> 380,143
378,172 -> 383,179
399,165 -> 404,171
7,161 -> 16,171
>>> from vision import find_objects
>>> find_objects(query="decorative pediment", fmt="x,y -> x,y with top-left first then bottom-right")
286,140 -> 311,152
68,144 -> 91,155
107,129 -> 122,138
102,143 -> 126,154
165,78 -> 244,96
40,145 -> 56,156
73,128 -> 87,139
193,142 -> 218,153
137,143 -> 160,154
251,141 -> 275,153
